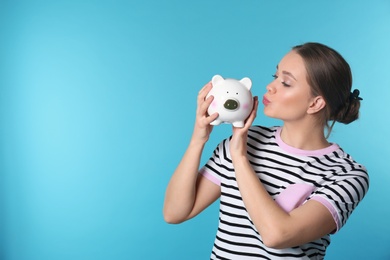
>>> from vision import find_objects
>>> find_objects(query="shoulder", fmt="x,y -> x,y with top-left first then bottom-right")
331,147 -> 369,182
315,146 -> 370,199
331,147 -> 368,173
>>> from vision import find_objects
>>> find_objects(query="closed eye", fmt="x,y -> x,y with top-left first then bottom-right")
272,74 -> 291,87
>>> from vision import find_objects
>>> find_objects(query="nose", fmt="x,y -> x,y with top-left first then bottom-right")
224,99 -> 239,110
266,82 -> 276,94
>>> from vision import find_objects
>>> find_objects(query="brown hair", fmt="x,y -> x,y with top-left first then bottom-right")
292,42 -> 361,136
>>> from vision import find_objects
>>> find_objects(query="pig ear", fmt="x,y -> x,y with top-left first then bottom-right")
212,75 -> 224,86
240,77 -> 252,90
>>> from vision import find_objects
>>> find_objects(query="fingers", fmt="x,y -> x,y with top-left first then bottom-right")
198,95 -> 218,125
197,81 -> 212,104
245,96 -> 259,126
197,81 -> 213,115
250,96 -> 259,119
198,81 -> 212,94
198,95 -> 213,115
233,96 -> 259,131
206,111 -> 219,124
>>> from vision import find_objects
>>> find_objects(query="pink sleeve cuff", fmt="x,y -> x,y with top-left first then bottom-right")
200,168 -> 221,186
311,195 -> 340,233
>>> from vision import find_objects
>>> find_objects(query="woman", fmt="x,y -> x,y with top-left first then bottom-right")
163,42 -> 369,259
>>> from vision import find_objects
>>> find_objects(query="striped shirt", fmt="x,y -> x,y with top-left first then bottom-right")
200,126 -> 369,259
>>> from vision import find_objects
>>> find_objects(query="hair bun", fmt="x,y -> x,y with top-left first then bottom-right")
335,89 -> 362,124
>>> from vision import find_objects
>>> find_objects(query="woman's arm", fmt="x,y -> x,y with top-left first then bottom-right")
229,98 -> 336,248
163,142 -> 221,224
163,82 -> 221,224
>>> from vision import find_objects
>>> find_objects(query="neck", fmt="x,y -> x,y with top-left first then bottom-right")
280,121 -> 329,151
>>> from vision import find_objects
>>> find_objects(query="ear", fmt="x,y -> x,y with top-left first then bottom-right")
240,77 -> 252,90
307,96 -> 326,114
212,75 -> 224,86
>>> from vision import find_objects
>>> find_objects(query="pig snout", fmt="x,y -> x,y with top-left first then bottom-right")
224,99 -> 239,111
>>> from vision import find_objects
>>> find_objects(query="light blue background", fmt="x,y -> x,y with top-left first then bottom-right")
1,1 -> 389,259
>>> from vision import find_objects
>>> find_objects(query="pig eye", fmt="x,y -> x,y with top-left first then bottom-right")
236,93 -> 239,95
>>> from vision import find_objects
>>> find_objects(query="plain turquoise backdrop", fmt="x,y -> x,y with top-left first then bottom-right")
1,0 -> 389,259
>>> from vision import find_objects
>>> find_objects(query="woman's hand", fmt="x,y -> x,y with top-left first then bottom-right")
191,82 -> 219,145
230,96 -> 259,158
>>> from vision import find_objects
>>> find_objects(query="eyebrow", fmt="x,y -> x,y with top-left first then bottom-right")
276,65 -> 297,81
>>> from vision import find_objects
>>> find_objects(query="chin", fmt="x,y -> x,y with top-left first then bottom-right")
263,108 -> 274,118
263,110 -> 282,121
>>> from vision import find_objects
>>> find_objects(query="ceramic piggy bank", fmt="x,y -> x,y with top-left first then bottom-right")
206,75 -> 253,127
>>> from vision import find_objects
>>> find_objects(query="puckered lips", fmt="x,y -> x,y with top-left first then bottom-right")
262,96 -> 270,106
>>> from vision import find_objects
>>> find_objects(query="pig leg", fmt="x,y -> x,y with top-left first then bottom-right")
210,119 -> 222,125
232,121 -> 245,127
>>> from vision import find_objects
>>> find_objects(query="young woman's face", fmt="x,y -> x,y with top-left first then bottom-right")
262,50 -> 315,122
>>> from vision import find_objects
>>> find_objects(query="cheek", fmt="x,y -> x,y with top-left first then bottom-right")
279,94 -> 311,118
282,98 -> 308,114
211,101 -> 217,108
280,92 -> 307,108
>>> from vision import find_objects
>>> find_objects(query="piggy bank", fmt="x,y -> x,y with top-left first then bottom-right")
206,75 -> 253,127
